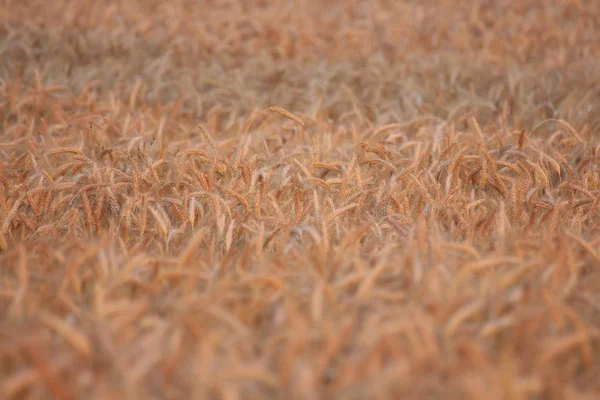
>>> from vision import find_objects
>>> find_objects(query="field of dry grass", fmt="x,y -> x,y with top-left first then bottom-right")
1,0 -> 600,399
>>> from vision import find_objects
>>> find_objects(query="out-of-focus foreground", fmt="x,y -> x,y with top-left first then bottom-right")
1,0 -> 600,399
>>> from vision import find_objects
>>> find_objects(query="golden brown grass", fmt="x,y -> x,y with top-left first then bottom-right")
1,0 -> 600,399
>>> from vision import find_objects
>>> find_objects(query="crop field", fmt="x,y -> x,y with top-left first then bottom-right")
1,0 -> 600,399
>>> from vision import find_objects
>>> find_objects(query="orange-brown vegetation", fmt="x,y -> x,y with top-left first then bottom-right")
1,0 -> 600,399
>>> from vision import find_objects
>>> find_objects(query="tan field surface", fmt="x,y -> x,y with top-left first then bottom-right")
1,0 -> 600,399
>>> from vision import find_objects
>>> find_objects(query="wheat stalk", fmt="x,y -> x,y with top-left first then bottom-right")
267,106 -> 305,128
